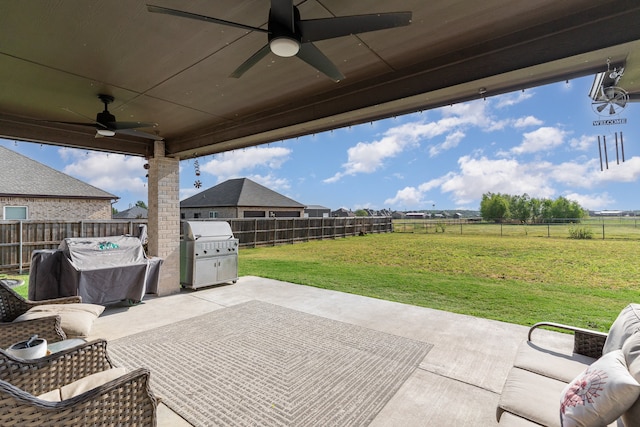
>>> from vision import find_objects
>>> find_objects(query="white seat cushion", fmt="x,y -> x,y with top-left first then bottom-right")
498,367 -> 565,427
14,303 -> 104,337
514,341 -> 595,383
38,367 -> 127,402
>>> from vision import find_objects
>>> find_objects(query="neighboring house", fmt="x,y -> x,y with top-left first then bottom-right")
392,211 -> 405,219
332,208 -> 354,217
113,206 -> 148,219
180,178 -> 306,219
0,146 -> 117,220
305,205 -> 331,218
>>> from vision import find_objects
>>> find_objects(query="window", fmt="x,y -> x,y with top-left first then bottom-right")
180,213 -> 185,219
193,213 -> 201,219
4,206 -> 27,220
209,211 -> 218,218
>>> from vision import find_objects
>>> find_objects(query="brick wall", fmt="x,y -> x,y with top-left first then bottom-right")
0,197 -> 112,220
147,142 -> 180,296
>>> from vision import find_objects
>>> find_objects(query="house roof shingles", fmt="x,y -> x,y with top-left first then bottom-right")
113,206 -> 148,219
0,146 -> 116,200
181,178 -> 305,209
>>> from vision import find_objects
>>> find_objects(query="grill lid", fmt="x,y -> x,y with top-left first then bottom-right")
182,221 -> 234,241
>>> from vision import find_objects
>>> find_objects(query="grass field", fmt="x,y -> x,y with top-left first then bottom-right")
239,232 -> 640,331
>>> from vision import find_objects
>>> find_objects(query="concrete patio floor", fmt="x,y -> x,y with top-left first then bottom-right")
88,276 -> 573,426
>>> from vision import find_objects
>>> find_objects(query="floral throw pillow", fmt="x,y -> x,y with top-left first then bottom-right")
560,350 -> 640,427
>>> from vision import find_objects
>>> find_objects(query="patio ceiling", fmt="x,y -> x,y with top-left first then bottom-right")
1,1 -> 640,159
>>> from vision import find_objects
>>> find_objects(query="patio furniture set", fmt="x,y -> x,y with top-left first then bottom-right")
0,278 -> 158,426
497,303 -> 640,427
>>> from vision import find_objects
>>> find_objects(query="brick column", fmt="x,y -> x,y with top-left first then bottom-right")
147,141 -> 180,296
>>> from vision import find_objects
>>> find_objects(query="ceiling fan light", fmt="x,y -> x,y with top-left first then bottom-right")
97,129 -> 116,137
270,37 -> 300,57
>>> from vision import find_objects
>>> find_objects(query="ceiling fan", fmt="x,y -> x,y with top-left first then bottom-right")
51,94 -> 163,140
147,1 -> 412,82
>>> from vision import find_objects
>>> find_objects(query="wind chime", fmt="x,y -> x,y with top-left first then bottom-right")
591,59 -> 631,172
193,158 -> 202,188
597,133 -> 625,171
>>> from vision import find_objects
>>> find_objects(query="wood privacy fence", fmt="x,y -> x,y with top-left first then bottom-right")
0,217 -> 393,273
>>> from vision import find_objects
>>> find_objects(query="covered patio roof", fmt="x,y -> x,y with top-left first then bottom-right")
1,1 -> 640,159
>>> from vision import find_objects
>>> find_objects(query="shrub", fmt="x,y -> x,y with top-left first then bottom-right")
568,226 -> 593,239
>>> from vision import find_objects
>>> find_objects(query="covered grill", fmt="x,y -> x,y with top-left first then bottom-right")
180,221 -> 239,289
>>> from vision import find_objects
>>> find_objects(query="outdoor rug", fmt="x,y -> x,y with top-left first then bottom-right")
109,300 -> 432,427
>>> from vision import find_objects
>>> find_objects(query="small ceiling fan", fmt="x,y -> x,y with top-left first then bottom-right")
52,94 -> 163,140
147,1 -> 412,82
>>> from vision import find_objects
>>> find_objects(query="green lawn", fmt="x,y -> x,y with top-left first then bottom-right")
239,232 -> 640,331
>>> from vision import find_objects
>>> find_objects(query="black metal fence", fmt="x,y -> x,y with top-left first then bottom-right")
393,218 -> 640,240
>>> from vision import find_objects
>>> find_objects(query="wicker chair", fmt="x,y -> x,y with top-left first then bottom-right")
0,279 -> 80,348
0,339 -> 157,426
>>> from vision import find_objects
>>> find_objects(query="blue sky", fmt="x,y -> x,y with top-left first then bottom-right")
2,75 -> 639,212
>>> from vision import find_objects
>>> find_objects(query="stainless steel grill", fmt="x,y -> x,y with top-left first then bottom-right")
180,221 -> 239,289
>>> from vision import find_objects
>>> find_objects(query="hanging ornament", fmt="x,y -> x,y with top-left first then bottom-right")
194,180 -> 202,188
194,159 -> 201,176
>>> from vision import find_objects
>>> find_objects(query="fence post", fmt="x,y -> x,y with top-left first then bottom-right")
547,224 -> 550,238
18,220 -> 23,274
603,223 -> 605,240
254,219 -> 258,248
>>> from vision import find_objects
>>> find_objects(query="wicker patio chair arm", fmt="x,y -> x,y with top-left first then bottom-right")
0,315 -> 66,349
528,321 -> 608,359
0,368 -> 157,427
0,339 -> 114,395
28,295 -> 83,306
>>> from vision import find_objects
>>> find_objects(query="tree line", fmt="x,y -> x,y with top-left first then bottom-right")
479,193 -> 586,223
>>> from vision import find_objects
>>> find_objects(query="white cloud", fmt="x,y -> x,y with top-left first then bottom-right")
511,126 -> 568,154
429,130 -> 465,157
383,151 -> 640,210
245,173 -> 291,193
59,148 -> 147,199
384,156 -> 557,209
563,192 -> 615,211
593,156 -> 640,183
200,146 -> 291,180
495,90 -> 534,108
180,187 -> 200,201
324,127 -> 421,183
513,116 -> 543,128
326,100 -> 507,183
383,186 -> 426,207
569,134 -> 597,152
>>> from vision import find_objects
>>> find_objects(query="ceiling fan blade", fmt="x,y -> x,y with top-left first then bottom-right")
299,12 -> 412,42
270,0 -> 295,33
111,121 -> 158,130
116,128 -> 164,141
147,4 -> 268,33
296,43 -> 344,82
596,102 -> 609,113
609,104 -> 616,115
61,107 -> 107,127
44,120 -> 97,128
230,43 -> 271,78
